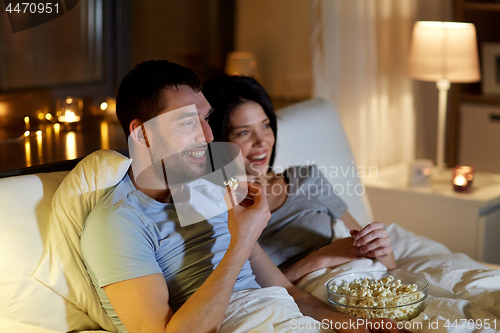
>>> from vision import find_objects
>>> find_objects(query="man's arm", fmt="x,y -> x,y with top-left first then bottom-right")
103,241 -> 254,333
249,244 -> 405,333
103,183 -> 271,333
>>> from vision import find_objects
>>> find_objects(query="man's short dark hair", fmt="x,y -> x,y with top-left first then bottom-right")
116,60 -> 202,137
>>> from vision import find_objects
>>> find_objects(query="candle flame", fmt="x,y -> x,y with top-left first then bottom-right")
65,110 -> 76,122
454,174 -> 467,186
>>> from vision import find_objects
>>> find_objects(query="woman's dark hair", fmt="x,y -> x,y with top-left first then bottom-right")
116,60 -> 202,138
202,75 -> 278,170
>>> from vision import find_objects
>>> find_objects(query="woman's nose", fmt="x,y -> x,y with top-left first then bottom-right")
251,132 -> 264,147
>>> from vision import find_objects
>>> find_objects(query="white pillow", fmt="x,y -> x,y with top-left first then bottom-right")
32,150 -> 131,332
0,171 -> 98,331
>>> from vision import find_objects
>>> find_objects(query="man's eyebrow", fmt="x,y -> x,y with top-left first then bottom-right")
174,111 -> 198,121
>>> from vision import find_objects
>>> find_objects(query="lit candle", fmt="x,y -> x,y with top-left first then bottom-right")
24,116 -> 30,130
452,165 -> 474,193
57,106 -> 81,123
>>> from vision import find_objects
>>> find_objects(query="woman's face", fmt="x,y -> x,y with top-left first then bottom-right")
227,101 -> 275,178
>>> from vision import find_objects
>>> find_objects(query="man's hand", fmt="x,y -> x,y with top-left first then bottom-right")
224,181 -> 271,249
351,222 -> 392,258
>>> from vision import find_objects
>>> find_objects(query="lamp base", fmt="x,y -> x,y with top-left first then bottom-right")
431,165 -> 450,182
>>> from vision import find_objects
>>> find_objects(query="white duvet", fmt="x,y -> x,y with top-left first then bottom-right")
218,223 -> 500,333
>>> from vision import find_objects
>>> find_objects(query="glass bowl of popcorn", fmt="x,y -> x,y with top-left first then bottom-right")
326,270 -> 428,321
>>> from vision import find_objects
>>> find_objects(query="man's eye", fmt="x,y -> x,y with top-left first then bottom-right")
181,120 -> 195,126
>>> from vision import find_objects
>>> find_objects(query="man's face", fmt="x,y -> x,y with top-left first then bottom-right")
144,85 -> 214,185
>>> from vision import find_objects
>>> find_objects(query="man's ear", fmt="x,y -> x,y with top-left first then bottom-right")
129,119 -> 150,147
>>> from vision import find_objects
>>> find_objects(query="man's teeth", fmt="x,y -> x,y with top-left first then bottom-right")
185,150 -> 206,158
250,153 -> 266,160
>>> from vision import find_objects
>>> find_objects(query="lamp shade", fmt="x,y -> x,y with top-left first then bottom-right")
408,21 -> 480,83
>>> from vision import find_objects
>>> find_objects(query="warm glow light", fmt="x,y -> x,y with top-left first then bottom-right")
24,130 -> 30,137
46,125 -> 52,149
54,123 -> 60,144
66,97 -> 73,104
454,174 -> 467,186
66,132 -> 77,160
100,102 -> 108,111
101,121 -> 109,150
25,141 -> 31,167
37,131 -> 43,163
37,112 -> 44,120
58,110 -> 80,123
65,110 -> 76,122
408,22 -> 481,82
24,116 -> 30,130
45,113 -> 53,121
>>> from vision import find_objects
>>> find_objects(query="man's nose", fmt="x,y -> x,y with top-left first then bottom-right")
195,119 -> 214,143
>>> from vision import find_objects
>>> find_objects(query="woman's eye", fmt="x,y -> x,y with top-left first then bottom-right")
263,123 -> 271,129
237,130 -> 248,136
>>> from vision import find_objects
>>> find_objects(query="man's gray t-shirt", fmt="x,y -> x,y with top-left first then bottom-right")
81,174 -> 260,333
259,165 -> 348,270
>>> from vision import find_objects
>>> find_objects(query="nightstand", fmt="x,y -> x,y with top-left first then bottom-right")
362,163 -> 500,264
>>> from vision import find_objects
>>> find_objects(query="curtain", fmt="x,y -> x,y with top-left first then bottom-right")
311,0 -> 417,168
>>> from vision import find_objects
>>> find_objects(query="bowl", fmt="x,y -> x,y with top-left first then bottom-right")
326,270 -> 428,321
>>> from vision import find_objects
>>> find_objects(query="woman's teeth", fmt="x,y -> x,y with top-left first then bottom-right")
185,150 -> 206,158
249,153 -> 266,161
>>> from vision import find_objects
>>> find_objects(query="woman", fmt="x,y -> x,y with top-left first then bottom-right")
203,75 -> 396,284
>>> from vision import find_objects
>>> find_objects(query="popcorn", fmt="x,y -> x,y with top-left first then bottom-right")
328,275 -> 425,321
223,177 -> 239,190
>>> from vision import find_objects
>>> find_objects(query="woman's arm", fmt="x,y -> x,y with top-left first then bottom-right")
341,212 -> 396,270
282,212 -> 396,284
282,237 -> 361,284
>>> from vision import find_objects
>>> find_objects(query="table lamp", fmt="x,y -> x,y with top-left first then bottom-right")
408,21 -> 480,170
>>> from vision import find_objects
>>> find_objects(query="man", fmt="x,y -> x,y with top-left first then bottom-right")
81,60 -> 404,333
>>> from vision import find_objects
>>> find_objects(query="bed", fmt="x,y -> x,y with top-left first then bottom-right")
0,98 -> 498,332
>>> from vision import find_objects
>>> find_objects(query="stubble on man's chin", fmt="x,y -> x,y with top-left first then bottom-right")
163,155 -> 210,186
